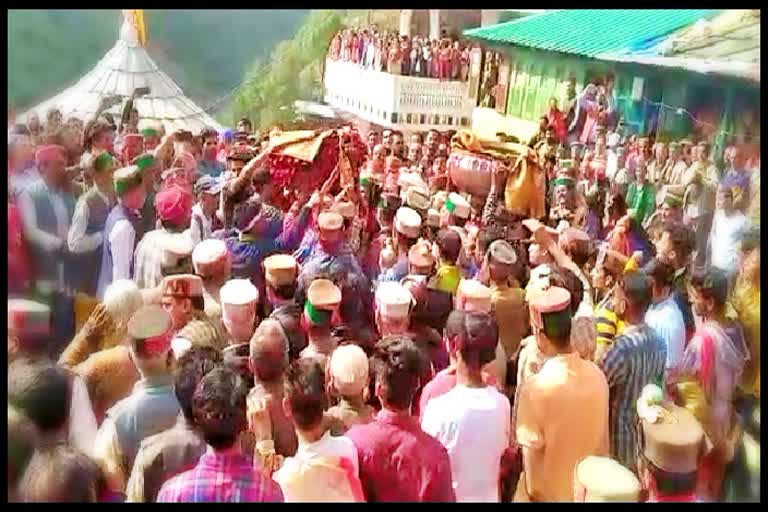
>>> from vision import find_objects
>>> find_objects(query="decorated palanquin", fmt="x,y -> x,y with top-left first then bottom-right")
264,128 -> 368,211
448,130 -> 546,219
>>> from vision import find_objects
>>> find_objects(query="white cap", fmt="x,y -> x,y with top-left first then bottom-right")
456,279 -> 492,313
329,344 -> 370,396
220,279 -> 259,306
394,207 -> 422,239
375,281 -> 414,319
446,192 -> 470,219
171,337 -> 193,359
192,239 -> 228,272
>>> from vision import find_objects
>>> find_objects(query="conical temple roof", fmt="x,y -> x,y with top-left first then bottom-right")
19,12 -> 224,133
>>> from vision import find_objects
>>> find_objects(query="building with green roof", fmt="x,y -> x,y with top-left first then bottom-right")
463,9 -> 757,152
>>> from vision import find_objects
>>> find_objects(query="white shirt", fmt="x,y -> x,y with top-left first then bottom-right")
68,187 -> 111,253
274,431 -> 359,501
109,218 -> 137,284
69,374 -> 99,458
190,203 -> 212,247
134,229 -> 193,290
646,294 -> 686,371
421,384 -> 511,502
605,151 -> 619,181
709,210 -> 747,274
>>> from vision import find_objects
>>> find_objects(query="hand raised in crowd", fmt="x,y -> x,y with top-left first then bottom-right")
247,394 -> 273,441
81,303 -> 115,346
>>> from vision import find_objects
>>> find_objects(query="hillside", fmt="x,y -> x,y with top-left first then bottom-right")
7,9 -> 309,112
231,9 -> 400,129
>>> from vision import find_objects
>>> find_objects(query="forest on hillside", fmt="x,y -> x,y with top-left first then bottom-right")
231,9 -> 399,129
8,9 -> 309,112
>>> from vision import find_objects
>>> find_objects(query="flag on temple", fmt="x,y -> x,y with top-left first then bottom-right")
122,9 -> 147,46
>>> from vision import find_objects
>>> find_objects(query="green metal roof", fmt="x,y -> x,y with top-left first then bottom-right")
464,9 -> 722,58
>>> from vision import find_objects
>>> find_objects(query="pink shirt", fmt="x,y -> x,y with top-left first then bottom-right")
346,409 -> 455,502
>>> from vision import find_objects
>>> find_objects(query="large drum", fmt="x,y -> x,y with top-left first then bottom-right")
447,150 -> 499,197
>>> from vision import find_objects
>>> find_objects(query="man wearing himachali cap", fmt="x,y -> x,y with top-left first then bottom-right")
67,151 -> 117,300
8,299 -> 99,458
514,286 -> 609,502
379,206 -> 422,283
454,279 -> 508,388
300,279 -> 342,367
299,210 -> 371,332
326,344 -> 375,432
192,239 -> 231,339
374,281 -> 442,395
636,385 -> 707,502
485,239 -> 528,362
217,193 -> 315,301
17,144 -> 78,352
97,164 -> 147,299
190,175 -> 225,246
219,278 -> 259,348
134,185 -> 195,289
125,346 -> 222,503
94,305 -> 180,494
441,191 -> 470,229
264,254 -> 308,360
159,274 -> 206,335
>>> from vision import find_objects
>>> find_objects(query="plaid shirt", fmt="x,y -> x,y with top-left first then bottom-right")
599,324 -> 666,473
156,450 -> 284,503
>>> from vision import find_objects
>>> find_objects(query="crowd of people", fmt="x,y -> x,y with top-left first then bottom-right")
6,89 -> 760,503
328,27 -> 471,81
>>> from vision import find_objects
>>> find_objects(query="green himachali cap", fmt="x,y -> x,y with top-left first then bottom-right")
93,152 -> 115,173
132,153 -> 156,172
114,165 -> 144,196
553,176 -> 575,188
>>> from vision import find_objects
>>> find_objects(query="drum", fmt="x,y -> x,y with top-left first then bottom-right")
447,151 -> 496,197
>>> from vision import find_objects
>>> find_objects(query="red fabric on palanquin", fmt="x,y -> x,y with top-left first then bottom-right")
264,128 -> 367,211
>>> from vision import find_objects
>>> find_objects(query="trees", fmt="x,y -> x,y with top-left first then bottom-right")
231,10 -> 345,129
8,10 -> 307,113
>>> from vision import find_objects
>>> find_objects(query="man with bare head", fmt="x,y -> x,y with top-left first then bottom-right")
247,318 -> 298,459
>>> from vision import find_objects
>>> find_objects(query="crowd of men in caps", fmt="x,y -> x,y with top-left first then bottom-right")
6,92 -> 760,502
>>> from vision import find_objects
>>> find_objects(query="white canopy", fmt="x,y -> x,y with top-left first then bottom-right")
18,12 -> 224,133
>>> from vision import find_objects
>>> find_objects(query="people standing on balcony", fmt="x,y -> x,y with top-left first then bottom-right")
438,40 -> 452,81
330,32 -> 341,60
411,40 -> 425,77
400,36 -> 411,76
450,41 -> 461,80
365,33 -> 376,69
387,41 -> 402,75
429,40 -> 440,79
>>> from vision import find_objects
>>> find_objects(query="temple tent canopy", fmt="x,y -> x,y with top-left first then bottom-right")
18,10 -> 224,133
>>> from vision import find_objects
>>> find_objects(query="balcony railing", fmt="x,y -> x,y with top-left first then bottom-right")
323,59 -> 475,132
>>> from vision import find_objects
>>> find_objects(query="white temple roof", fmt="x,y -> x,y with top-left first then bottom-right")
18,12 -> 224,132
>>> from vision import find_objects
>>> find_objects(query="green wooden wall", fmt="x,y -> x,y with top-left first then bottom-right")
482,43 -> 758,160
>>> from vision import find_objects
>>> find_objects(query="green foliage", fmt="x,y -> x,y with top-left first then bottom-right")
8,9 -> 308,112
232,9 -> 345,129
